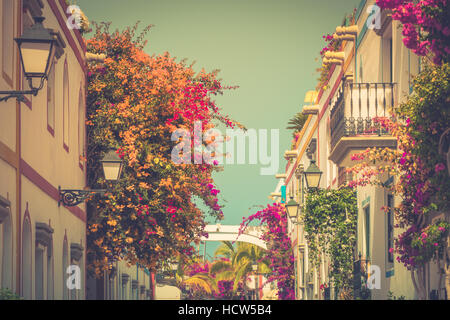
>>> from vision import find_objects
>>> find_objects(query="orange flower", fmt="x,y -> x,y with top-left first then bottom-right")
125,237 -> 133,244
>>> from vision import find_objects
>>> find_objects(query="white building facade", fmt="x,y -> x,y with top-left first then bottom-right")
274,0 -> 448,300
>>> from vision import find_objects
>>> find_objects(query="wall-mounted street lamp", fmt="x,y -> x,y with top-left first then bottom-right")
100,149 -> 124,181
0,17 -> 56,103
304,160 -> 323,190
252,261 -> 259,300
59,150 -> 124,207
286,196 -> 300,224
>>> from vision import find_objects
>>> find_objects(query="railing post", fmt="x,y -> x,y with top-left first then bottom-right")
391,82 -> 395,111
366,83 -> 370,118
330,82 -> 396,149
353,258 -> 361,300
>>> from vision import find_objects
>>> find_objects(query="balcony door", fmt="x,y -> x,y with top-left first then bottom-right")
382,25 -> 393,83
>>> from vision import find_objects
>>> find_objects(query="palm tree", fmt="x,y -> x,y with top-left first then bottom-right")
231,243 -> 271,293
179,242 -> 272,299
183,272 -> 218,298
214,241 -> 236,260
286,112 -> 308,138
215,242 -> 271,293
176,257 -> 217,299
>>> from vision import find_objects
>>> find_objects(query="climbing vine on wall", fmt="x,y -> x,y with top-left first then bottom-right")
304,188 -> 357,295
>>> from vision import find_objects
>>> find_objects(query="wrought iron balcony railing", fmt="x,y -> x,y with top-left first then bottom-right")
330,82 -> 396,149
353,256 -> 372,300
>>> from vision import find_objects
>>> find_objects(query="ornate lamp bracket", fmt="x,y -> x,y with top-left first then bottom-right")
58,186 -> 107,207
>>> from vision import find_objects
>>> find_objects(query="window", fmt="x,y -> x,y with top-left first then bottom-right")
132,281 -> 136,300
364,205 -> 371,259
359,55 -> 363,83
387,194 -> 394,263
117,272 -> 121,299
35,246 -> 44,300
62,239 -> 68,300
78,88 -> 85,167
382,25 -> 393,83
122,282 -> 127,300
21,217 -> 32,299
78,255 -> 84,300
70,268 -> 77,300
121,273 -> 129,300
1,205 -> 12,290
47,60 -> 56,134
69,243 -> 83,300
63,60 -> 69,151
108,276 -> 114,300
2,0 -> 14,86
47,244 -> 54,299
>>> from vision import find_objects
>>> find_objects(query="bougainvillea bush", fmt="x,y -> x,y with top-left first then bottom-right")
85,23 -> 239,275
239,203 -> 295,300
348,62 -> 450,298
376,0 -> 450,65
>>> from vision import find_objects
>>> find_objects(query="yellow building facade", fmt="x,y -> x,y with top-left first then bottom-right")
0,0 -> 87,300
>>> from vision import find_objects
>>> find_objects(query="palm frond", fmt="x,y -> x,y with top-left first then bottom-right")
286,112 -> 308,137
233,250 -> 251,267
183,273 -> 217,295
233,261 -> 251,292
215,270 -> 235,282
210,260 -> 232,275
214,241 -> 235,259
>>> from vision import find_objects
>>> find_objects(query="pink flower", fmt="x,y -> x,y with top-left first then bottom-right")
435,163 -> 446,174
406,118 -> 411,127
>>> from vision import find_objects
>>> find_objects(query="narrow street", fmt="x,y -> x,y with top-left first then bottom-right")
0,0 -> 449,304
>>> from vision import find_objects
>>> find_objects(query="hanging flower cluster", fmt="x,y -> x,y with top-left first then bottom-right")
315,8 -> 356,91
186,261 -> 210,277
85,22 -> 240,275
319,34 -> 336,56
376,0 -> 450,64
410,221 -> 449,265
239,203 -> 295,300
215,280 -> 235,300
316,34 -> 340,91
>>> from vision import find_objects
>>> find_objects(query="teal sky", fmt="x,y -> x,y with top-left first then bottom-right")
77,0 -> 361,257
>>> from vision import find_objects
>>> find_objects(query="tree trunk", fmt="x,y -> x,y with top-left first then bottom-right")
411,267 -> 427,300
445,241 -> 450,300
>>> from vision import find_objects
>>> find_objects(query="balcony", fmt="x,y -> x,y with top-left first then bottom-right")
329,82 -> 398,167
